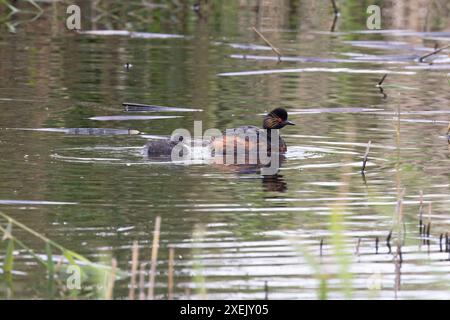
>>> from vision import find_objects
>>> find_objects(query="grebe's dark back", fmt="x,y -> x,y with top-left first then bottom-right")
143,107 -> 294,157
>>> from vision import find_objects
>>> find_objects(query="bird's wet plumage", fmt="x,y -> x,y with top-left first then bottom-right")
143,108 -> 294,161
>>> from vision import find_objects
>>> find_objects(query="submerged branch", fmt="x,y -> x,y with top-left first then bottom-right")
252,27 -> 282,60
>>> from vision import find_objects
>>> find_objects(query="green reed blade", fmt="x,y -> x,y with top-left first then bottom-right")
46,242 -> 55,298
4,238 -> 14,273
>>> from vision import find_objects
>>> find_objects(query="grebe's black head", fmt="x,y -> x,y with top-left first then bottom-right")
263,107 -> 295,129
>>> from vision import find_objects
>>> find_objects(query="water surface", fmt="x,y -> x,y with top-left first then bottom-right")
1,0 -> 450,299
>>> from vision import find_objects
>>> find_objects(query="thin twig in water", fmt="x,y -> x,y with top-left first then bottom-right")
330,14 -> 338,32
252,27 -> 282,61
355,237 -> 361,256
361,140 -> 372,173
147,216 -> 161,300
329,0 -> 340,32
377,74 -> 387,87
425,203 -> 432,246
378,86 -> 387,99
319,238 -> 324,256
168,247 -> 174,300
375,237 -> 379,254
129,241 -> 139,300
376,74 -> 388,99
330,0 -> 339,15
394,242 -> 402,298
439,233 -> 443,252
264,281 -> 269,300
446,233 -> 449,252
419,44 -> 450,62
387,230 -> 392,254
419,191 -> 424,237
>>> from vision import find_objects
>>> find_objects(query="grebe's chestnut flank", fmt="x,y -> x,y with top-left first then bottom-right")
143,107 -> 294,157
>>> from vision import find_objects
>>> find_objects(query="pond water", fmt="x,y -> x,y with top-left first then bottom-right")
1,0 -> 450,299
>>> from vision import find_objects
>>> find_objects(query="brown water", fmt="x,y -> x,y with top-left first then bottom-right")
1,0 -> 450,299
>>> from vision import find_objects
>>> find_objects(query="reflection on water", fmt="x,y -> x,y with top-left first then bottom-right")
1,0 -> 450,299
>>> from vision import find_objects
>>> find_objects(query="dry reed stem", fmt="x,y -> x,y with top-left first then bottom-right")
147,216 -> 161,299
419,190 -> 424,236
139,263 -> 146,300
168,247 -> 174,300
105,258 -> 117,300
355,237 -> 361,256
396,189 -> 405,224
128,241 -> 139,300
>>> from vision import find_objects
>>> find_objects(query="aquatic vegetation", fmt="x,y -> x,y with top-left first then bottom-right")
295,204 -> 353,300
0,0 -> 43,32
0,212 -> 120,299
2,0 -> 450,301
192,225 -> 208,299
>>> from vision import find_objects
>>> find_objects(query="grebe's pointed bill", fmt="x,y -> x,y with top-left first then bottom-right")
284,120 -> 295,126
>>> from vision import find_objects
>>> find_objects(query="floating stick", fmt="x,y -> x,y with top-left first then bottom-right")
252,27 -> 282,60
439,233 -> 443,252
419,44 -> 450,62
